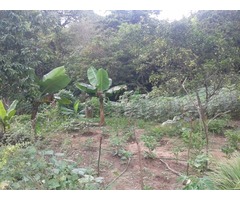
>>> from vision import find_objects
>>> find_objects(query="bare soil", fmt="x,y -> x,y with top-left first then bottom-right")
43,127 -> 228,190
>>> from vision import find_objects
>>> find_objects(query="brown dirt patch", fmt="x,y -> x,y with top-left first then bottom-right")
42,127 -> 228,190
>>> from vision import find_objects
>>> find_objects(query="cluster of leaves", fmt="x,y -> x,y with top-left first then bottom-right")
179,175 -> 214,190
208,154 -> 240,189
0,100 -> 18,133
221,130 -> 240,156
0,145 -> 103,190
112,87 -> 240,122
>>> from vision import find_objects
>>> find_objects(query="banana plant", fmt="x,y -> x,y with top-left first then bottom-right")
31,66 -> 71,137
76,66 -> 126,126
0,100 -> 18,134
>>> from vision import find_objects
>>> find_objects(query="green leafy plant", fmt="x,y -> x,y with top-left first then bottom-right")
59,100 -> 82,117
182,128 -> 205,153
76,67 -> 112,126
209,154 -> 240,189
31,66 -> 71,139
0,100 -> 18,133
141,134 -> 158,159
189,153 -> 209,173
0,146 -> 103,190
224,130 -> 240,151
179,175 -> 214,190
76,66 -> 126,126
208,118 -> 229,135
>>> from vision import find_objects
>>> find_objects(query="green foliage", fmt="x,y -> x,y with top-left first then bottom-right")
119,87 -> 240,122
148,126 -> 165,141
189,154 -> 209,172
0,100 -> 18,132
38,66 -> 71,99
39,66 -> 71,95
76,67 -> 112,94
141,134 -> 158,159
0,11 -> 71,102
179,175 -> 214,190
182,128 -> 205,152
208,118 -> 229,135
221,130 -> 240,156
113,149 -> 132,161
0,146 -> 103,189
141,135 -> 158,152
209,155 -> 240,189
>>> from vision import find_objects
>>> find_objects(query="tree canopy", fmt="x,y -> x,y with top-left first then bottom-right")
1,10 -> 240,104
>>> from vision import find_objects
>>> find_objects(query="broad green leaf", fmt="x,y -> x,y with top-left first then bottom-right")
87,66 -> 98,86
74,100 -> 80,113
0,100 -> 6,120
6,110 -> 16,120
40,66 -> 71,95
7,100 -> 18,116
75,82 -> 96,94
42,66 -> 65,82
97,68 -> 110,92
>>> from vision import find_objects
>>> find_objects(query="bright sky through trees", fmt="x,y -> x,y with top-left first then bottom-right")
94,10 -> 195,21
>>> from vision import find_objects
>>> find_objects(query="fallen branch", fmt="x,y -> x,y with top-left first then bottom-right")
208,110 -> 231,125
158,156 -> 187,162
159,158 -> 182,176
104,158 -> 131,189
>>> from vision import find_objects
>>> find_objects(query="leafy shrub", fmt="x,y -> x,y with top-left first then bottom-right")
189,154 -> 209,172
115,87 -> 240,122
179,175 -> 214,190
208,118 -> 229,135
182,128 -> 205,152
221,130 -> 240,156
141,135 -> 158,151
0,146 -> 103,190
148,126 -> 164,141
141,134 -> 158,159
1,115 -> 33,145
209,154 -> 240,189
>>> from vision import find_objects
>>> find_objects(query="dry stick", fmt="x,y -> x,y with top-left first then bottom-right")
158,156 -> 187,162
104,158 -> 131,189
159,159 -> 182,176
97,134 -> 103,176
134,125 -> 144,190
186,118 -> 193,176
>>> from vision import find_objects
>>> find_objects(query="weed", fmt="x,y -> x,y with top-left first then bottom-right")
208,154 -> 240,189
172,147 -> 184,164
189,154 -> 209,173
224,130 -> 240,151
113,149 -> 132,161
179,175 -> 214,190
141,134 -> 158,159
0,146 -> 103,190
182,128 -> 205,153
208,118 -> 229,135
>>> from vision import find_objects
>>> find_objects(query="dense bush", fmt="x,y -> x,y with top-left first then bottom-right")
109,88 -> 240,122
0,145 -> 103,189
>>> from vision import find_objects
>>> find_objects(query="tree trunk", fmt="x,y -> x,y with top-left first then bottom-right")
99,95 -> 105,126
196,91 -> 209,156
